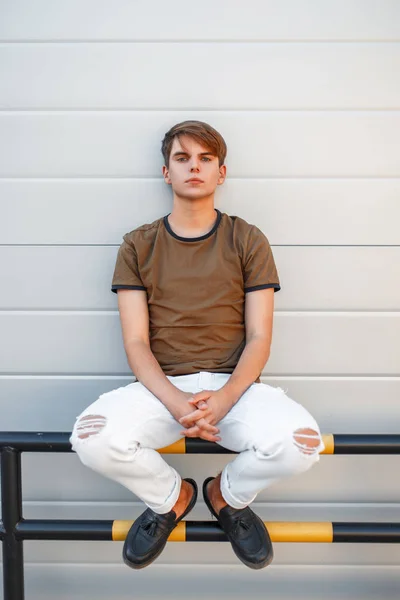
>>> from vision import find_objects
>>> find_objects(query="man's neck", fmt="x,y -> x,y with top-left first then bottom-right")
167,203 -> 218,238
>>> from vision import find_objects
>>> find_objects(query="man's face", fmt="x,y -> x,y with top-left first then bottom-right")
162,135 -> 226,199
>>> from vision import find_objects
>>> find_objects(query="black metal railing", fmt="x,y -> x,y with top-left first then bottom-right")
1,432 -> 400,600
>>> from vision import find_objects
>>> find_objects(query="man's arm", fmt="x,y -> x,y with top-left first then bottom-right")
116,289 -> 219,438
219,287 -> 275,403
117,289 -> 188,418
178,288 -> 275,434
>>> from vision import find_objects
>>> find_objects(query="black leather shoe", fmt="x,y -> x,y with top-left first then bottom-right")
123,478 -> 198,569
203,476 -> 273,569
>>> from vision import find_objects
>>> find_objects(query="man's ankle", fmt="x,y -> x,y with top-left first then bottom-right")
172,479 -> 192,518
208,474 -> 228,514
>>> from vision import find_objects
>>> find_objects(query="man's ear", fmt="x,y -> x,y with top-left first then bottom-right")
218,164 -> 227,184
162,165 -> 171,184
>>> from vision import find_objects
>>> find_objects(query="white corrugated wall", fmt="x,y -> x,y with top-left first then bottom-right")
1,1 -> 400,598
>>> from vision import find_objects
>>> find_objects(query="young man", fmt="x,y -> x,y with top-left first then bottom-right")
70,120 -> 325,570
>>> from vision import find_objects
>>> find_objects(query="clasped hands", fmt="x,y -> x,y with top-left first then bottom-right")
178,389 -> 235,443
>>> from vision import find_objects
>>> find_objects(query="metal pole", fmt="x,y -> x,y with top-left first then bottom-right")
1,447 -> 25,600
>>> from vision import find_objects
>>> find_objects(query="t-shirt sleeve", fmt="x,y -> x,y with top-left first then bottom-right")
111,235 -> 146,294
243,226 -> 281,293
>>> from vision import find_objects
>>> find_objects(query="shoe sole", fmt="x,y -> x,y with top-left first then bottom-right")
123,477 -> 198,569
202,476 -> 273,570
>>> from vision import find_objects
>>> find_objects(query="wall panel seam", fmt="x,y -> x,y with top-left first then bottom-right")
1,39 -> 400,44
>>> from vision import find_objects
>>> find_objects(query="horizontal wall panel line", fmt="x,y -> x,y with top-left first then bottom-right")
0,375 -> 136,380
2,176 -> 400,180
1,375 -> 400,381
1,372 -> 399,378
2,107 -> 400,112
1,307 -> 400,312
0,372 -> 135,377
22,500 -> 400,508
1,39 -> 400,44
2,109 -> 400,114
17,563 -> 400,570
1,310 -> 399,316
2,244 -> 400,248
2,175 -> 400,180
17,564 -> 400,572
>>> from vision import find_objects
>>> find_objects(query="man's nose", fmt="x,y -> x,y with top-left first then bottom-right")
190,160 -> 200,171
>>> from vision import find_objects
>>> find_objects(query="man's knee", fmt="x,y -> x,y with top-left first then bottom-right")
250,426 -> 323,479
74,414 -> 107,440
293,427 -> 322,456
71,412 -> 141,473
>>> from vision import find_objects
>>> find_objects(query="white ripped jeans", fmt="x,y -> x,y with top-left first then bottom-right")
70,371 -> 325,514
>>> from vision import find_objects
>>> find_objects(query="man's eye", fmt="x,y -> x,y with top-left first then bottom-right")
176,157 -> 211,162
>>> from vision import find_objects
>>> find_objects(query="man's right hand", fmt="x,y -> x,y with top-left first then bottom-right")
172,391 -> 221,443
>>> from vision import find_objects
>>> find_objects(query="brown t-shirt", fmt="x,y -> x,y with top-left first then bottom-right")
111,208 -> 280,383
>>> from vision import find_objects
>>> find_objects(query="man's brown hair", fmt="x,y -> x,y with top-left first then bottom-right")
161,120 -> 227,168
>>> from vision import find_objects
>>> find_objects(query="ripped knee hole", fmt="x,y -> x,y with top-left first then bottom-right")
75,414 -> 107,439
293,428 -> 321,455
